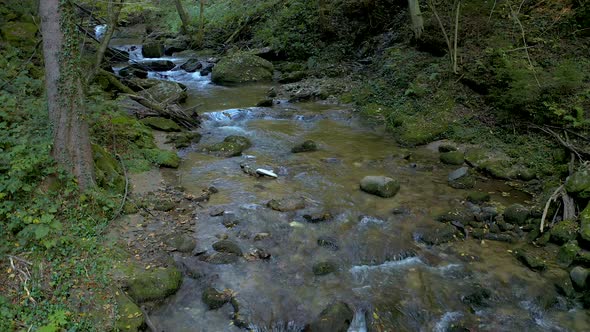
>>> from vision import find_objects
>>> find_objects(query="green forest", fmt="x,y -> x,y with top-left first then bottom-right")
1,0 -> 590,331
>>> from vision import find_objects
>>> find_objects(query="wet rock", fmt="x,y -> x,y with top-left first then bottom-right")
418,223 -> 457,245
211,52 -> 274,85
503,204 -> 530,226
253,232 -> 271,241
212,240 -> 243,256
119,66 -> 148,79
200,252 -> 240,264
303,212 -> 333,223
267,197 -> 305,212
461,285 -> 491,308
438,144 -> 457,153
292,140 -> 318,153
579,203 -> 590,243
436,209 -> 474,224
467,192 -> 491,204
547,268 -> 576,298
114,293 -> 145,331
317,236 -> 340,251
267,87 -> 277,98
313,261 -> 337,276
132,60 -> 175,72
484,233 -> 516,243
447,167 -> 475,189
557,240 -> 581,267
565,167 -> 590,198
279,71 -> 307,84
141,117 -> 182,132
139,81 -> 187,104
164,36 -> 190,55
536,231 -> 551,246
209,207 -> 225,217
570,266 -> 589,289
440,151 -> 465,165
309,301 -> 354,332
576,250 -> 590,265
164,233 -> 195,253
550,219 -> 579,245
205,135 -> 252,157
360,176 -> 400,198
448,167 -> 468,181
245,248 -> 271,261
165,132 -> 202,148
142,41 -> 164,58
514,248 -> 546,271
256,99 -> 274,107
476,207 -> 498,223
180,58 -> 203,72
200,63 -> 215,76
124,266 -> 182,303
202,287 -> 231,310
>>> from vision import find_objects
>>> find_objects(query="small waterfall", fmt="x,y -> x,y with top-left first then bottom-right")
433,312 -> 462,332
348,310 -> 367,332
94,24 -> 107,40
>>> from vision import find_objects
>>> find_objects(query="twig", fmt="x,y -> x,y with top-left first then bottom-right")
488,0 -> 497,23
509,4 -> 541,87
140,306 -> 158,332
540,185 -> 564,232
110,154 -> 129,221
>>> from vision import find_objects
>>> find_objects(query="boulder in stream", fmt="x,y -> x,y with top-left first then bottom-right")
139,81 -> 187,104
211,52 -> 274,85
132,60 -> 175,72
308,301 -> 354,332
123,266 -> 182,303
440,151 -> 465,165
142,41 -> 164,58
180,58 -> 203,72
360,176 -> 400,198
204,135 -> 252,157
119,66 -> 148,79
164,36 -> 190,55
503,204 -> 530,226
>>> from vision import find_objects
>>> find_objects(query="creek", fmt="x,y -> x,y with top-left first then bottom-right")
110,40 -> 588,332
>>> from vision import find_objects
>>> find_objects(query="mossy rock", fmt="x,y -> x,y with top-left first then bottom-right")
267,197 -> 306,212
467,192 -> 491,204
202,287 -> 230,310
142,41 -> 164,58
212,240 -> 242,256
566,168 -> 590,198
124,266 -> 182,303
164,233 -> 195,253
211,52 -> 274,85
204,135 -> 252,157
313,261 -> 337,276
119,66 -> 148,79
1,21 -> 37,47
279,71 -> 307,84
115,293 -> 145,331
92,144 -> 125,193
448,175 -> 476,189
580,202 -> 590,243
438,144 -> 457,153
557,241 -> 581,267
141,148 -> 181,168
550,219 -> 579,245
165,132 -> 202,148
292,140 -> 318,153
440,151 -> 465,165
309,301 -> 354,332
141,117 -> 182,132
360,176 -> 400,198
139,81 -> 187,105
419,223 -> 458,245
503,204 -> 530,226
514,248 -> 546,271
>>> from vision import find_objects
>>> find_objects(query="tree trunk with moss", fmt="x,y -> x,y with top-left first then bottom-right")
40,0 -> 95,190
174,0 -> 191,35
197,0 -> 205,45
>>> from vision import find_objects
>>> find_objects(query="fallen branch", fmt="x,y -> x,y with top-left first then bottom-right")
540,185 -> 564,233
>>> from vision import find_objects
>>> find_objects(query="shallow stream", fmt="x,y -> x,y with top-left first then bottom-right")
112,42 -> 589,331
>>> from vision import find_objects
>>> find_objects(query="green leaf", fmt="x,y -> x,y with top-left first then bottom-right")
34,225 -> 50,240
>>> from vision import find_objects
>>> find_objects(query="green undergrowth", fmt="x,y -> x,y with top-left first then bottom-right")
0,34 -> 166,329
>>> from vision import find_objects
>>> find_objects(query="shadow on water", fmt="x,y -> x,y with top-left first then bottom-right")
112,42 -> 589,331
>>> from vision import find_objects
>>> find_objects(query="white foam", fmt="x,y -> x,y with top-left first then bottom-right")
434,312 -> 462,332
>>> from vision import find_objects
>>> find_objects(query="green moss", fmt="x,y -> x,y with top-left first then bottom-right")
557,240 -> 581,268
115,293 -> 145,331
141,148 -> 181,168
141,117 -> 182,132
165,132 -> 202,148
92,144 -> 125,193
1,21 -> 37,47
550,219 -> 580,245
120,265 -> 183,303
211,52 -> 274,85
440,151 -> 465,165
204,135 -> 252,157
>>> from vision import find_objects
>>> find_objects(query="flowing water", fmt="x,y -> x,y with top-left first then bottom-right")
111,42 -> 589,331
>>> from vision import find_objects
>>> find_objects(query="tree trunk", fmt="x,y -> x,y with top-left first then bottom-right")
40,0 -> 95,190
197,0 -> 205,45
174,0 -> 191,34
91,0 -> 124,81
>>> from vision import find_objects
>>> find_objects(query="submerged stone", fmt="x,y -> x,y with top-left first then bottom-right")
291,140 -> 318,153
360,176 -> 400,198
309,301 -> 354,332
467,192 -> 491,204
418,223 -> 457,245
514,248 -> 546,271
212,240 -> 243,256
267,197 -> 305,212
202,287 -> 231,310
312,261 -> 338,276
180,58 -> 203,72
205,135 -> 252,157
